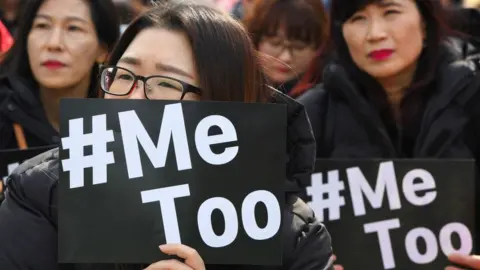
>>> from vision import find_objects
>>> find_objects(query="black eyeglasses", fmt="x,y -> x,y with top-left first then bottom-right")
99,65 -> 202,100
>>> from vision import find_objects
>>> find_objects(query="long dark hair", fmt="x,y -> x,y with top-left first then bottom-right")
328,0 -> 450,127
0,0 -> 120,98
107,0 -> 269,103
108,3 -> 269,268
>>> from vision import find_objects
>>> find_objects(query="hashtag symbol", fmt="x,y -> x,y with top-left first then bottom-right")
61,114 -> 115,189
307,170 -> 346,222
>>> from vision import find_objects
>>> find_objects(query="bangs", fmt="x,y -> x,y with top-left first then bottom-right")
332,0 -> 383,23
261,1 -> 323,46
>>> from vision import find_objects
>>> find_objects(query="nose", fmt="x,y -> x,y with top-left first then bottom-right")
128,80 -> 147,100
46,27 -> 65,51
366,18 -> 388,42
277,46 -> 293,63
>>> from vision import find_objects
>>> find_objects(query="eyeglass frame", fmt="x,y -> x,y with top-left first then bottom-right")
260,37 -> 314,58
98,64 -> 202,100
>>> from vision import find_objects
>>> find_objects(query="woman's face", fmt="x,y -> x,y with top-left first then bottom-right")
342,0 -> 425,82
104,27 -> 200,101
258,29 -> 317,85
27,0 -> 107,90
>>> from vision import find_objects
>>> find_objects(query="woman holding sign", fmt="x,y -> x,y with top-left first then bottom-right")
297,0 -> 480,268
0,1 -> 334,270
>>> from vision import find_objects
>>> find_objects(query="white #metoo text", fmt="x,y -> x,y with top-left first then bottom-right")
61,103 -> 281,248
307,161 -> 473,269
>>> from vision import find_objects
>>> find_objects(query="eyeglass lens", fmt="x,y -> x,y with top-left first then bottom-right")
101,67 -> 186,100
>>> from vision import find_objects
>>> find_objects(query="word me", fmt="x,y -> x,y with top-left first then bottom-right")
118,103 -> 239,179
307,161 -> 437,222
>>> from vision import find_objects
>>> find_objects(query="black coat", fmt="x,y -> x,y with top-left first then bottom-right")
297,41 -> 480,249
0,75 -> 100,150
0,91 -> 334,270
0,76 -> 60,150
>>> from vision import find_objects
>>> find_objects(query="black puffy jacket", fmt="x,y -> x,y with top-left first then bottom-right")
0,92 -> 334,270
297,40 -> 480,249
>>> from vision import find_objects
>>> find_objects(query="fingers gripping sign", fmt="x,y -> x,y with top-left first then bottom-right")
445,254 -> 480,270
145,244 -> 206,270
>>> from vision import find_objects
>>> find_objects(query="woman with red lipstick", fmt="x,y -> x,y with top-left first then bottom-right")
0,0 -> 120,150
243,0 -> 329,97
297,0 -> 480,267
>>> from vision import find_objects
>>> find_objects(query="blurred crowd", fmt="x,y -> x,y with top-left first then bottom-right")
0,0 -> 479,146
0,0 -> 480,269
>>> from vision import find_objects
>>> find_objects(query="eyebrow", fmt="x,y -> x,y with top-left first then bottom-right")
377,0 -> 402,8
118,56 -> 194,79
35,14 -> 89,24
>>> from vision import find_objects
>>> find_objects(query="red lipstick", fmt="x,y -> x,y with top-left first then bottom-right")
42,60 -> 66,70
277,66 -> 291,73
369,49 -> 394,61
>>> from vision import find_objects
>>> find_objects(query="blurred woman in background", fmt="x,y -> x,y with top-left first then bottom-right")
0,0 -> 120,150
243,0 -> 329,97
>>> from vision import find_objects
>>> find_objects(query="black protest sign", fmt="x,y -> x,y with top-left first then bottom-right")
58,99 -> 286,265
305,159 -> 475,270
0,145 -> 56,200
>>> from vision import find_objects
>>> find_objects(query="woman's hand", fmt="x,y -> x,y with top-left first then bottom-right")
332,254 -> 344,270
145,244 -> 206,270
446,253 -> 480,270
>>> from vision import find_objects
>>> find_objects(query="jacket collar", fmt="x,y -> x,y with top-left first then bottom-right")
271,88 -> 316,195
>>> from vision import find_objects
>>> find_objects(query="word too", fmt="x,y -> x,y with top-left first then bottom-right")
365,218 -> 472,269
61,103 -> 239,189
142,185 -> 281,247
307,161 -> 437,222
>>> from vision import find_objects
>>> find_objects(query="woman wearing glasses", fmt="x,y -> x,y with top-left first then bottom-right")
0,1 -> 334,270
243,0 -> 329,97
